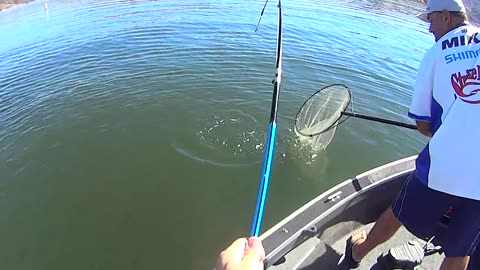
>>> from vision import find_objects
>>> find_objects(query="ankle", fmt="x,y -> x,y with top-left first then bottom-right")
352,241 -> 366,262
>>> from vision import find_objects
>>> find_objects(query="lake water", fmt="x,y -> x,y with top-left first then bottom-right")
0,0 -> 436,269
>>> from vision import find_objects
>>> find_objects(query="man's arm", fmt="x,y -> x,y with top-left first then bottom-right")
416,120 -> 432,137
409,49 -> 434,137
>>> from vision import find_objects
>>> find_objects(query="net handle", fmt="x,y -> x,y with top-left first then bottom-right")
341,111 -> 417,130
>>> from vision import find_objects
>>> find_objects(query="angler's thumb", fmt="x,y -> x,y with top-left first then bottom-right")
242,237 -> 265,269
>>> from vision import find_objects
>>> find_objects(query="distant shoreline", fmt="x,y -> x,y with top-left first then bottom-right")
0,0 -> 35,11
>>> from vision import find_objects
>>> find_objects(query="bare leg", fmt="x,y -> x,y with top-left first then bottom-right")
352,207 -> 402,262
440,256 -> 470,270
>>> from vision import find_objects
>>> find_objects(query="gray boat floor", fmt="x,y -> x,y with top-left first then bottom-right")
270,223 -> 444,270
334,224 -> 443,270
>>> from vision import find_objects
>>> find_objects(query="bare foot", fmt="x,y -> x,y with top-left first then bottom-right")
351,230 -> 367,263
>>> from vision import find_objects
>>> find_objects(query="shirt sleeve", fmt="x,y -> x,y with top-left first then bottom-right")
408,49 -> 434,122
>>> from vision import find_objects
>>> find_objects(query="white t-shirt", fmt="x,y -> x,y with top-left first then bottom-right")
409,23 -> 480,200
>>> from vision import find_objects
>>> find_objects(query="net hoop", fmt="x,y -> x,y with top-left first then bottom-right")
294,84 -> 352,137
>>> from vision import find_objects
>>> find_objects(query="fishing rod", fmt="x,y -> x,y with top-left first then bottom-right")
250,0 -> 283,237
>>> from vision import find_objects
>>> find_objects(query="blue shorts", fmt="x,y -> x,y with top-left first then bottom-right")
392,172 -> 480,257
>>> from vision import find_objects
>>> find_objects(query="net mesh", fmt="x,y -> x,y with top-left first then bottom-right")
294,84 -> 351,150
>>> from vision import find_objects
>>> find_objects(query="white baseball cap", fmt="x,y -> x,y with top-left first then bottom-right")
417,0 -> 466,22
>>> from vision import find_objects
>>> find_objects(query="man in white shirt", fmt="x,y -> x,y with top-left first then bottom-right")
344,0 -> 480,269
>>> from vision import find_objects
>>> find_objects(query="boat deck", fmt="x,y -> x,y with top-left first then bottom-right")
334,224 -> 443,270
263,157 -> 480,270
270,221 -> 480,270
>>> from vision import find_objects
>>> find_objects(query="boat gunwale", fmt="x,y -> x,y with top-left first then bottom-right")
261,156 -> 417,268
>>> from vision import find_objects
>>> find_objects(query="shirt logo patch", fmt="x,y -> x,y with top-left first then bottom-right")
451,65 -> 480,104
